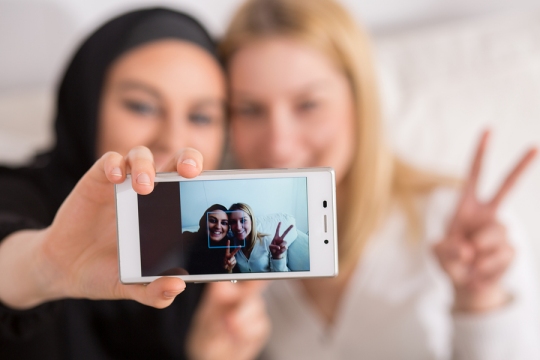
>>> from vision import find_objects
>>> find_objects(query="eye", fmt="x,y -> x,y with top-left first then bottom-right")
123,100 -> 158,116
297,100 -> 318,112
209,217 -> 217,224
188,113 -> 212,125
221,220 -> 228,226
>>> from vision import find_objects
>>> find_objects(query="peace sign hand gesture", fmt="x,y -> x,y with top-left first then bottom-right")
434,131 -> 537,312
224,240 -> 241,273
269,222 -> 294,259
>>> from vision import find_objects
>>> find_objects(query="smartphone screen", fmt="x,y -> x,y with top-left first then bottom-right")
116,168 -> 337,283
137,177 -> 310,277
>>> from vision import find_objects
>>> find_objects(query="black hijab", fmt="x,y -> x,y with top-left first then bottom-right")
35,7 -> 218,211
0,9 -> 218,357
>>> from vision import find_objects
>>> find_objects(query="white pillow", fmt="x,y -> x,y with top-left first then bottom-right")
256,213 -> 298,247
287,230 -> 309,271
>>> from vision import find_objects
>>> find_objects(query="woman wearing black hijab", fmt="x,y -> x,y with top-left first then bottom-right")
0,8 -> 269,359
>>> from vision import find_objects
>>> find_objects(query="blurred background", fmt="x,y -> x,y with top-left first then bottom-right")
0,0 -> 539,287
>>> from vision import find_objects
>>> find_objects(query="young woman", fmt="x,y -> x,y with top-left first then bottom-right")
0,8 -> 268,359
228,203 -> 292,273
206,207 -> 230,243
180,204 -> 237,275
220,0 -> 540,358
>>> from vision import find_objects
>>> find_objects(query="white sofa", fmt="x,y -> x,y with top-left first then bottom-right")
256,213 -> 310,271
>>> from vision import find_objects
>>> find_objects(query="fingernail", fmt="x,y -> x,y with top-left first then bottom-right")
136,172 -> 151,185
111,167 -> 122,177
163,291 -> 181,299
181,159 -> 197,167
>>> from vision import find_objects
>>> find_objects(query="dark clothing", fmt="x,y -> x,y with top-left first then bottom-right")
182,232 -> 236,275
156,232 -> 234,276
0,172 -> 206,359
0,7 -> 218,359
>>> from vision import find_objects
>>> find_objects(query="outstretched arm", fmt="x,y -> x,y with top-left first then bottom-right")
0,146 -> 203,310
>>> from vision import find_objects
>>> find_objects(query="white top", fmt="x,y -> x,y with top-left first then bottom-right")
235,236 -> 288,273
261,189 -> 540,360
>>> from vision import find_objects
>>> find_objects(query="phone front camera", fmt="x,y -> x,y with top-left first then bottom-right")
324,240 -> 329,244
323,200 -> 327,208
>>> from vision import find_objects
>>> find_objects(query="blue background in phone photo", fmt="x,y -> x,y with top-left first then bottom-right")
179,177 -> 309,235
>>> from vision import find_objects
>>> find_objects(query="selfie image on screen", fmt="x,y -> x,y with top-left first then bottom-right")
138,177 -> 310,276
205,210 -> 246,249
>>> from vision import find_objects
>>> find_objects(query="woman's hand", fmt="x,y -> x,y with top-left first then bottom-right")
224,240 -> 240,273
0,146 -> 203,309
433,131 -> 537,312
269,222 -> 293,259
187,281 -> 270,360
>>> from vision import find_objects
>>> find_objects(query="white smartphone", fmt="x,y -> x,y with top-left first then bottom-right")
116,168 -> 338,283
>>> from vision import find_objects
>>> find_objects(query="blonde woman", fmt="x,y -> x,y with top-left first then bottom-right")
219,0 -> 540,358
228,203 -> 293,272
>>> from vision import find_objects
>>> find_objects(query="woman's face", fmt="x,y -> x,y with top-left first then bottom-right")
207,210 -> 229,242
98,39 -> 226,170
228,37 -> 356,183
229,210 -> 252,241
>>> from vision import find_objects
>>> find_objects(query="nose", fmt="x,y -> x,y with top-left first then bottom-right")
264,104 -> 295,166
151,114 -> 186,167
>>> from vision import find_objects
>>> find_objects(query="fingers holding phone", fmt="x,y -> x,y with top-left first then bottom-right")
0,146 -> 205,310
157,146 -> 204,177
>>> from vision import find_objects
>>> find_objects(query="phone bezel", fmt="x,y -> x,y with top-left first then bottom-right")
116,168 -> 338,283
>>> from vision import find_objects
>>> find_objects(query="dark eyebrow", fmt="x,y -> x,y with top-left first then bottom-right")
116,81 -> 162,100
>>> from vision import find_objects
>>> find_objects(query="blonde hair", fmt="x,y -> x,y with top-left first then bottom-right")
229,203 -> 267,254
221,0 -> 455,270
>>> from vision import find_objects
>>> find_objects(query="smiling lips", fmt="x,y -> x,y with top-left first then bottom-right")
209,225 -> 226,241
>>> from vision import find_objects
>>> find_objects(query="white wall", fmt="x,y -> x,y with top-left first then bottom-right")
2,0 -> 539,91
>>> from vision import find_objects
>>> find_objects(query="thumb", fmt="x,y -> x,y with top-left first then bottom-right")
119,276 -> 186,309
